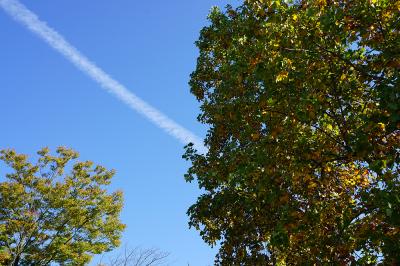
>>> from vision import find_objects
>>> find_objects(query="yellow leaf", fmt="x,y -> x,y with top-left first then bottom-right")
276,71 -> 289,82
308,181 -> 317,189
377,122 -> 385,131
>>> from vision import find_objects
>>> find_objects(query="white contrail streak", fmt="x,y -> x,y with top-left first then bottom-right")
0,0 -> 207,153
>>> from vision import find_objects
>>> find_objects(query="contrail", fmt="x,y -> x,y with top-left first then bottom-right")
0,0 -> 207,153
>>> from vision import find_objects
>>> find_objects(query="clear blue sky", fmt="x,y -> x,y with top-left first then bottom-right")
0,1 -> 233,264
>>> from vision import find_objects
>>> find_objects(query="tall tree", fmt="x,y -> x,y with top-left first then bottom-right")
0,147 -> 125,265
184,0 -> 399,264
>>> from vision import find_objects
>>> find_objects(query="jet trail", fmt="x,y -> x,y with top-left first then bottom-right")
0,0 -> 207,153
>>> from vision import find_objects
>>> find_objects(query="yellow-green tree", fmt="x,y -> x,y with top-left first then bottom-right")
184,0 -> 399,264
0,147 -> 125,265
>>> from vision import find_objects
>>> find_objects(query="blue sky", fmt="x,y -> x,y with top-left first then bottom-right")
0,0 -> 233,264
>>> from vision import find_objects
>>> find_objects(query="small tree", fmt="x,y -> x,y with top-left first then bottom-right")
0,147 -> 125,265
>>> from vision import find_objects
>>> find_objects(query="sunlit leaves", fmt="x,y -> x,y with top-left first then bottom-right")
185,0 -> 399,264
0,147 -> 125,265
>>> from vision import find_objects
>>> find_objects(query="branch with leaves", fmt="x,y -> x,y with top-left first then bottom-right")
0,147 -> 125,265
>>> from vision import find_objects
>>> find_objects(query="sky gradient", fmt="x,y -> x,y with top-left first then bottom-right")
0,0 -> 232,264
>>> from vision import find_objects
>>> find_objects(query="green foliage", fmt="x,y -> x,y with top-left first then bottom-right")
185,0 -> 400,264
0,147 -> 125,265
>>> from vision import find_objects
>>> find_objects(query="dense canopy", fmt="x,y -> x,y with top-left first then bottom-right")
0,147 -> 125,265
184,0 -> 399,264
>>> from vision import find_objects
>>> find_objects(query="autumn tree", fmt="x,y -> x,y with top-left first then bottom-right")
184,0 -> 399,264
0,147 -> 125,265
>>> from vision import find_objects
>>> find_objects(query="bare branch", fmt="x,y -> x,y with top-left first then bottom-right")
103,246 -> 170,266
